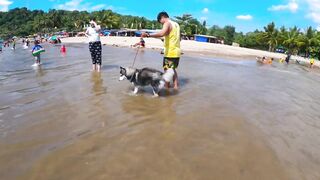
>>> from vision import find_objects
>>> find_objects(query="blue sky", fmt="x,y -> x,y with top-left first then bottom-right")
1,0 -> 320,32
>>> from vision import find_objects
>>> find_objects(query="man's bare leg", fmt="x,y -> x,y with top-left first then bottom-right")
92,64 -> 96,71
173,69 -> 179,89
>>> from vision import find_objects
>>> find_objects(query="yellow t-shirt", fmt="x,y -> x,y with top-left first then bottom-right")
310,58 -> 315,64
164,20 -> 181,58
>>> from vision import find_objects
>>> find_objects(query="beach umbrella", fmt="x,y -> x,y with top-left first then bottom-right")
50,35 -> 57,41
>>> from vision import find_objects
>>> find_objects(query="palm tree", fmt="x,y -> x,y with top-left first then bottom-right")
174,14 -> 193,35
300,26 -> 319,57
262,22 -> 278,52
277,26 -> 287,46
74,13 -> 90,30
98,10 -> 120,29
48,9 -> 62,29
175,14 -> 193,24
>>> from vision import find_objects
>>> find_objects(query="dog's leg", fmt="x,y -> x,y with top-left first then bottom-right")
133,86 -> 139,94
158,80 -> 165,90
152,87 -> 159,97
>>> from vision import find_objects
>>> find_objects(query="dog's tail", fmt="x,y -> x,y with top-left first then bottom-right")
162,68 -> 175,82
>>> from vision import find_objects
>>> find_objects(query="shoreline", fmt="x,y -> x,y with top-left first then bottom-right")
61,36 -> 317,66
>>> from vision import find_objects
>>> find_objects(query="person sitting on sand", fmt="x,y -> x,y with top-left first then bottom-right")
133,38 -> 145,48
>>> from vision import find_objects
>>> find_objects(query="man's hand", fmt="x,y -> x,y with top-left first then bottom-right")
141,32 -> 149,38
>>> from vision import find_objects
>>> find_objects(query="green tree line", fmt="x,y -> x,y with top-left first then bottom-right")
0,8 -> 163,38
236,22 -> 320,57
1,8 -> 319,57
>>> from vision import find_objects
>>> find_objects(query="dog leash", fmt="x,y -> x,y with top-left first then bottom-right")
131,47 -> 140,67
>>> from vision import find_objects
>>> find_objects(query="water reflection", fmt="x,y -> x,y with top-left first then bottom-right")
91,72 -> 107,96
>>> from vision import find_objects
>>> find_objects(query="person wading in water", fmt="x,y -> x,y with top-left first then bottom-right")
141,11 -> 181,90
85,19 -> 102,72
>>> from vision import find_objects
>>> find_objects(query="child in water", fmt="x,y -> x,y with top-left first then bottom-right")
268,58 -> 274,64
279,58 -> 285,63
31,40 -> 45,66
12,39 -> 16,50
310,57 -> 315,68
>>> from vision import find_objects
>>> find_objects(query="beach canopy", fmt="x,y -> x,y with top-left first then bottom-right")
49,35 -> 58,41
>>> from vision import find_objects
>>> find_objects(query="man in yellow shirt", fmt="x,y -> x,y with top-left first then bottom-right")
142,12 -> 181,89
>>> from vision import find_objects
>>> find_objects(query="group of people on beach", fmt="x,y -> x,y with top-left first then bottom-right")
257,52 -> 316,68
0,39 -> 16,50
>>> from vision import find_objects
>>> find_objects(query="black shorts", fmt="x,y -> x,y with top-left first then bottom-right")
89,41 -> 102,65
163,57 -> 180,70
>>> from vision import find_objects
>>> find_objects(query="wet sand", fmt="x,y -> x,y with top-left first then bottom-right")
0,44 -> 320,180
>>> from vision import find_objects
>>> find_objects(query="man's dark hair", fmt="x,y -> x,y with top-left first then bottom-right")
157,11 -> 169,22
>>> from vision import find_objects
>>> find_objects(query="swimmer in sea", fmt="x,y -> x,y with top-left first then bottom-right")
257,56 -> 267,64
310,57 -> 315,68
279,58 -> 285,63
268,58 -> 274,64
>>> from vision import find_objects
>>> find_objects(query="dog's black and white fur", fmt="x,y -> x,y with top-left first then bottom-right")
119,67 -> 174,96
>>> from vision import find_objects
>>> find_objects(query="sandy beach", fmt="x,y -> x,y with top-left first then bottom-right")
62,36 -> 316,66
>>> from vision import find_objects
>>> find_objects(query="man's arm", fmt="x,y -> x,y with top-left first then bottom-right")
142,22 -> 171,38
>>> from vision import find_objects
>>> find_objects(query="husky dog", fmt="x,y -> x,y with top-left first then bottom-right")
119,67 -> 174,96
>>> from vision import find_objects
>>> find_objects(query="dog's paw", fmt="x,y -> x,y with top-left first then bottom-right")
152,94 -> 160,98
128,92 -> 139,96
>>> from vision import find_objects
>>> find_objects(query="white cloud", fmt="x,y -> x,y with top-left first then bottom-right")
200,17 -> 207,21
55,0 -> 107,11
0,0 -> 13,12
202,8 -> 209,14
268,0 -> 298,13
236,14 -> 253,20
305,0 -> 320,24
